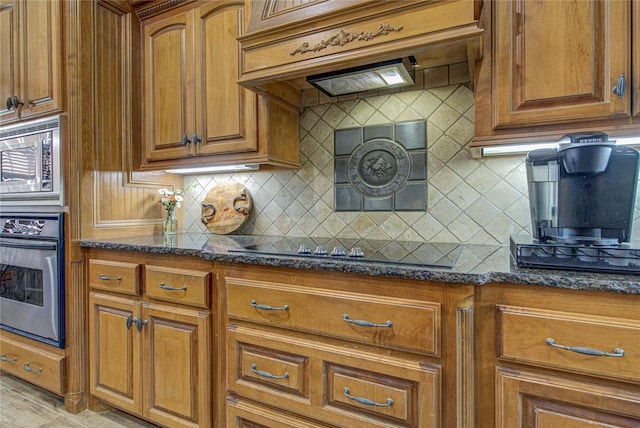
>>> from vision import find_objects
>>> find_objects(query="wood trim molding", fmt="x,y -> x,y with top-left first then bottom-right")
134,0 -> 193,20
457,296 -> 474,428
289,23 -> 403,56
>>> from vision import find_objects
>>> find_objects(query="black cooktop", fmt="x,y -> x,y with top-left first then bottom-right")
510,234 -> 640,274
227,236 -> 461,269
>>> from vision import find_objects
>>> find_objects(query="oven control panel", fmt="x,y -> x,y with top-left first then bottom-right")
0,215 -> 61,239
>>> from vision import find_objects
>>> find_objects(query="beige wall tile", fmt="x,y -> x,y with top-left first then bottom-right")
183,66 -> 532,245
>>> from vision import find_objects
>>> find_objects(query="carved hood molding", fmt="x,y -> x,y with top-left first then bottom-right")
238,0 -> 484,110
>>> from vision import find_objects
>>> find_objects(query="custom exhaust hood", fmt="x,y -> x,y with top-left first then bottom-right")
237,0 -> 484,110
306,57 -> 417,97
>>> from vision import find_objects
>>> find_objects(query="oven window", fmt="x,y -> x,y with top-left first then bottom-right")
0,264 -> 44,307
1,146 -> 38,182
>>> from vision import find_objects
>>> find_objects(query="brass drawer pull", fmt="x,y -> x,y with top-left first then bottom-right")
0,354 -> 17,362
343,387 -> 393,407
250,363 -> 289,380
22,362 -> 43,373
159,283 -> 187,291
98,274 -> 121,281
343,314 -> 392,328
250,300 -> 289,311
545,338 -> 624,357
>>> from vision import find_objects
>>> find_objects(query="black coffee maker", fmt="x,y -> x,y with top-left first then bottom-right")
526,132 -> 639,245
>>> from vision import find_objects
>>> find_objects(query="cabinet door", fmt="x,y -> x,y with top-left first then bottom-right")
141,303 -> 211,428
0,0 -> 19,121
143,10 -> 195,161
0,0 -> 61,124
493,0 -> 631,128
18,0 -> 61,120
89,292 -> 142,415
497,368 -> 640,427
194,1 -> 258,156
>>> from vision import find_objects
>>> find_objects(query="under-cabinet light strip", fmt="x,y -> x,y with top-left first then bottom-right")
165,164 -> 260,175
481,137 -> 640,157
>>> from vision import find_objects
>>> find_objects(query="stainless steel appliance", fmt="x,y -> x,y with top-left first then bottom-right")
0,213 -> 65,347
0,115 -> 63,206
226,235 -> 461,269
512,132 -> 640,274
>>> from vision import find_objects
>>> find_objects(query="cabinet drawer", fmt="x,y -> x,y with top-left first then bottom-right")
327,364 -> 418,425
498,305 -> 640,382
237,343 -> 309,398
227,397 -> 332,428
226,278 -> 440,355
0,333 -> 65,395
227,324 -> 440,428
145,265 -> 211,308
89,259 -> 140,295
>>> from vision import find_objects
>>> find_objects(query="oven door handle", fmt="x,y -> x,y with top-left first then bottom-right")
0,238 -> 57,251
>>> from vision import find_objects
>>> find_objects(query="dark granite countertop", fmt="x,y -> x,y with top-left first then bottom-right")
79,233 -> 640,295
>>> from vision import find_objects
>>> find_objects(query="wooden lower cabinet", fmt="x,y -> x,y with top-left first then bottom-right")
89,293 -> 211,427
87,249 -> 213,428
227,324 -> 439,427
218,262 -> 474,427
0,330 -> 66,395
497,368 -> 640,427
227,397 -> 333,428
475,283 -> 640,428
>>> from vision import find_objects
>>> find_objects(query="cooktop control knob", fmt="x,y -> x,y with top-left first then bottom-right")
348,247 -> 364,258
314,245 -> 328,256
298,245 -> 311,254
331,246 -> 346,257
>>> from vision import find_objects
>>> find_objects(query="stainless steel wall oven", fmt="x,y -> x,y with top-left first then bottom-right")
0,213 -> 65,348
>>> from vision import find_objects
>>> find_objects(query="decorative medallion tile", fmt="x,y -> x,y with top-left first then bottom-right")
184,68 -> 532,246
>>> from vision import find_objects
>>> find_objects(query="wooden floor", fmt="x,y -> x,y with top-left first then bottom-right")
0,373 -> 157,427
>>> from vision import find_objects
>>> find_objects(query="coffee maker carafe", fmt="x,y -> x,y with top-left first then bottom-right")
526,132 -> 639,245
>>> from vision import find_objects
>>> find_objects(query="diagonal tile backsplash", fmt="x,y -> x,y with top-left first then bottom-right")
181,64 -> 640,245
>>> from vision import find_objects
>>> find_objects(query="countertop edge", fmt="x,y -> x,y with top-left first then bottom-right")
79,237 -> 640,295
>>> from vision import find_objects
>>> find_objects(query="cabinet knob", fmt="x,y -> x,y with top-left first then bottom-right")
193,133 -> 201,145
5,97 -> 11,110
612,74 -> 626,98
182,134 -> 191,146
11,96 -> 24,109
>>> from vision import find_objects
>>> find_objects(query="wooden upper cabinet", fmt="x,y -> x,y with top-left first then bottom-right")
492,0 -> 630,129
194,2 -> 257,157
140,0 -> 298,170
473,0 -> 640,147
0,0 -> 61,124
143,10 -> 194,161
